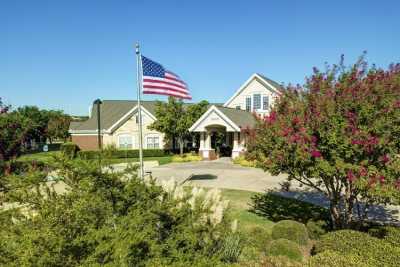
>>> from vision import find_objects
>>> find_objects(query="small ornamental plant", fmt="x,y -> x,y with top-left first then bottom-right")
246,55 -> 400,228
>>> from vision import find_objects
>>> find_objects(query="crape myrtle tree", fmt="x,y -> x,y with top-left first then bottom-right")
246,56 -> 400,229
150,97 -> 209,155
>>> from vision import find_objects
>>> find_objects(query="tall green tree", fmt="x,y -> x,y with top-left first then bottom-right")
150,97 -> 209,155
247,56 -> 400,228
46,110 -> 71,143
16,106 -> 49,143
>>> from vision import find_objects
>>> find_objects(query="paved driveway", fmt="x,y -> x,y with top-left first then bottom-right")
149,157 -> 289,193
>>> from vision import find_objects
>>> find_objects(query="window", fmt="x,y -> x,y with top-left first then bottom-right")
235,105 -> 241,110
263,95 -> 269,110
253,94 -> 261,110
118,134 -> 133,149
147,136 -> 160,149
245,96 -> 251,112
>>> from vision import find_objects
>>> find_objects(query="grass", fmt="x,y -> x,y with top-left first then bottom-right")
221,189 -> 274,231
17,151 -> 173,165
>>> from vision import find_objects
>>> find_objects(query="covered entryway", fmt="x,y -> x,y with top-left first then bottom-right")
189,105 -> 255,160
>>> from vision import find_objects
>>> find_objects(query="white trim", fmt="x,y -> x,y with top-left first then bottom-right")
117,133 -> 134,149
189,105 -> 241,132
106,105 -> 156,133
223,73 -> 281,107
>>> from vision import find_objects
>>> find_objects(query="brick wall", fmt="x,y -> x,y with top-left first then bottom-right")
71,135 -> 102,151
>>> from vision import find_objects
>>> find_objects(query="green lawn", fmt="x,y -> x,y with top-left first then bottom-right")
17,151 -> 173,165
221,189 -> 274,231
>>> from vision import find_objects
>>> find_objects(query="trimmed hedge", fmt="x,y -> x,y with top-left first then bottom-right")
266,238 -> 303,262
60,142 -> 79,159
314,230 -> 400,267
309,250 -> 369,267
271,220 -> 309,246
306,220 -> 328,240
368,226 -> 400,247
78,149 -> 166,160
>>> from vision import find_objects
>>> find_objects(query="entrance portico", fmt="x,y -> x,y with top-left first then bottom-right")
189,105 -> 255,160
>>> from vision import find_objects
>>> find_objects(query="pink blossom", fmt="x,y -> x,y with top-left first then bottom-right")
380,154 -> 390,164
265,111 -> 277,123
347,170 -> 357,182
378,175 -> 385,184
310,150 -> 322,158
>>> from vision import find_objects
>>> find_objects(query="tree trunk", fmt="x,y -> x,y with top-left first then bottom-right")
179,137 -> 184,156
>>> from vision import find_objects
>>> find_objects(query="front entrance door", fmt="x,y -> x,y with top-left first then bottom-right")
211,132 -> 232,157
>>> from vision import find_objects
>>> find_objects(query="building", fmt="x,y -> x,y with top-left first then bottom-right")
69,73 -> 282,158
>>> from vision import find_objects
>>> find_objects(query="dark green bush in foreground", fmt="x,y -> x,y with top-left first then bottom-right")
314,230 -> 400,266
0,158 -> 237,266
308,250 -> 369,267
271,220 -> 309,246
266,238 -> 303,262
368,226 -> 400,247
306,220 -> 328,240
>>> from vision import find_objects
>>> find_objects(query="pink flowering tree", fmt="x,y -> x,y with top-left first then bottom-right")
246,56 -> 400,228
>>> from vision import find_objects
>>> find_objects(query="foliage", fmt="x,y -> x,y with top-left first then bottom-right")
218,232 -> 244,263
233,155 -> 257,167
0,110 -> 32,162
306,220 -> 328,240
271,220 -> 309,246
308,250 -> 369,267
60,142 -> 79,159
266,239 -> 303,262
246,55 -> 400,228
368,225 -> 400,246
251,192 -> 330,224
78,148 -> 166,159
0,157 -> 240,266
314,230 -> 400,266
171,153 -> 202,162
149,97 -> 209,155
46,110 -> 71,142
256,255 -> 303,267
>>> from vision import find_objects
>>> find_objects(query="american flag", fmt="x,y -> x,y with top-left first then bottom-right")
141,56 -> 191,100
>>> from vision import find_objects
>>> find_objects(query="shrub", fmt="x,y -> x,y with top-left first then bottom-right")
309,250 -> 369,267
266,239 -> 303,262
314,230 -> 400,266
60,142 -> 79,158
219,233 -> 244,263
171,153 -> 202,162
251,192 -> 330,224
306,220 -> 328,240
233,156 -> 256,167
368,226 -> 400,247
259,255 -> 303,267
77,148 -> 166,160
271,220 -> 309,246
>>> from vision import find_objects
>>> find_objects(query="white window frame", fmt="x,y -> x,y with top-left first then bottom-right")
262,95 -> 269,110
118,134 -> 133,149
253,93 -> 261,111
146,135 -> 160,149
245,96 -> 252,112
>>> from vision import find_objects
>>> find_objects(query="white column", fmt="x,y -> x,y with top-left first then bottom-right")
199,132 -> 205,149
232,132 -> 241,159
205,131 -> 211,149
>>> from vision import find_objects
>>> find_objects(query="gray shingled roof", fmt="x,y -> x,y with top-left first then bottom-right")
215,106 -> 257,129
69,100 -> 159,132
257,73 -> 284,91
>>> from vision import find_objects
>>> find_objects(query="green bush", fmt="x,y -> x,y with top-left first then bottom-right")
266,239 -> 303,262
219,233 -> 244,263
259,255 -> 303,267
271,220 -> 309,246
368,226 -> 400,247
306,220 -> 328,240
309,250 -> 369,267
77,148 -> 165,159
60,142 -> 79,158
314,230 -> 400,266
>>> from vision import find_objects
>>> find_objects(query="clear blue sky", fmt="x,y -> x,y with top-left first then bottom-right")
1,0 -> 399,115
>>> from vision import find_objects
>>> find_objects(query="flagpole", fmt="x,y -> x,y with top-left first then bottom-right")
135,43 -> 144,179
